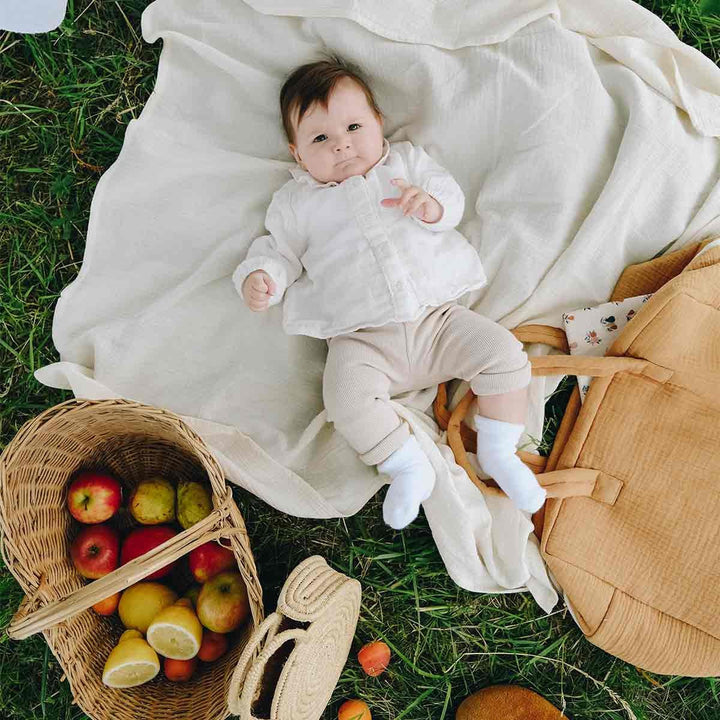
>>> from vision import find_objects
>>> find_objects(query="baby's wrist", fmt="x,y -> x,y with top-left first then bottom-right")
425,197 -> 444,223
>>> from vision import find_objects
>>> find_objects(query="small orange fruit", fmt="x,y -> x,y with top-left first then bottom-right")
164,656 -> 197,682
92,591 -> 121,616
197,630 -> 229,662
357,641 -> 391,677
338,699 -> 371,720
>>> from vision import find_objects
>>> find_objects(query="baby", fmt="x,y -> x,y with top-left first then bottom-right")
234,55 -> 546,529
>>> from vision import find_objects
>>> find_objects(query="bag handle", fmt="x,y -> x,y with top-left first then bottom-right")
434,324 -> 573,471
449,387 -> 622,503
447,349 -> 653,499
511,324 -> 570,351
228,613 -> 283,716
228,612 -> 309,718
7,488 -> 245,640
528,354 -> 651,377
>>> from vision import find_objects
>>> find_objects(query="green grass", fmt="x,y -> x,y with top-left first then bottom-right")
1,1 -> 719,718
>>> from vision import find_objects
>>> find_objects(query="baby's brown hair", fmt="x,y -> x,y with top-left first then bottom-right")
280,53 -> 384,146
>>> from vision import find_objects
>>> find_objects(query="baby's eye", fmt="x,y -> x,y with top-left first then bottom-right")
349,123 -> 361,131
312,134 -> 327,143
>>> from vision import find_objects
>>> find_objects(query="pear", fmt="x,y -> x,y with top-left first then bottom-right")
129,477 -> 175,525
176,479 -> 213,530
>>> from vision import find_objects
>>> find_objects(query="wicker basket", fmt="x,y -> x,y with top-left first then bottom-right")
0,398 -> 264,720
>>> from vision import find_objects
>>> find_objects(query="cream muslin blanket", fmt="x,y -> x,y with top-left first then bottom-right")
36,0 -> 720,612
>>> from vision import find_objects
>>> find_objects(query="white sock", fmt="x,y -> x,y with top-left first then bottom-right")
473,415 -> 547,513
377,435 -> 436,530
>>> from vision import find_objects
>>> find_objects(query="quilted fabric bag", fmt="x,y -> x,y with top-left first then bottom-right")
441,238 -> 720,675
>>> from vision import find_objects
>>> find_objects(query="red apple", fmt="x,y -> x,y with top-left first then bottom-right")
197,630 -> 229,662
70,524 -> 120,579
67,471 -> 122,524
189,541 -> 237,583
120,526 -> 178,580
196,571 -> 250,633
164,656 -> 197,682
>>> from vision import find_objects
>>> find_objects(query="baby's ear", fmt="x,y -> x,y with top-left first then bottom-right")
288,143 -> 301,165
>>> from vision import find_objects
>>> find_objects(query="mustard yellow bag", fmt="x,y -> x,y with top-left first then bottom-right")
440,238 -> 720,676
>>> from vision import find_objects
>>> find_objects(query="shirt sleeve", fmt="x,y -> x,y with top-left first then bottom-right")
232,188 -> 306,308
398,141 -> 466,233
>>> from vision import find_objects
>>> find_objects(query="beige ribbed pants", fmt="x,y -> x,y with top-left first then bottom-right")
323,301 -> 531,466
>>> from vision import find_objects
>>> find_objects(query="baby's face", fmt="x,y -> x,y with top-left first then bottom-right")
288,77 -> 384,184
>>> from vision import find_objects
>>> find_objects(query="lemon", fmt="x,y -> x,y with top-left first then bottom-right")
102,629 -> 160,689
146,598 -> 203,660
119,582 -> 178,634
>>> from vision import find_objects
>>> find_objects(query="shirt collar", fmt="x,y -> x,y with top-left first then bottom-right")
289,138 -> 391,187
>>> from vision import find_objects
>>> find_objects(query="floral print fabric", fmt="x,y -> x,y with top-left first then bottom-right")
562,294 -> 653,402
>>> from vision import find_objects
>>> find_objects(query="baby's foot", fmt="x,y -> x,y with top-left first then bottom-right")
377,435 -> 435,529
474,415 -> 546,513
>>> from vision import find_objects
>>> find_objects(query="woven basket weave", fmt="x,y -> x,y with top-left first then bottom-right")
0,398 -> 264,720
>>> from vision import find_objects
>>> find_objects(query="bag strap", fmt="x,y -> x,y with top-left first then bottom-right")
7,489 -> 245,640
511,324 -> 570,351
528,354 -> 651,377
446,352 -> 656,499
433,325 -> 570,464
441,239 -> 714,510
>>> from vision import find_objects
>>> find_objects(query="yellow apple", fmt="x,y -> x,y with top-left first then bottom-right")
196,571 -> 250,633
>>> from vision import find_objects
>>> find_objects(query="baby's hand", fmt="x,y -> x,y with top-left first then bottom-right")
381,178 -> 443,223
242,270 -> 276,312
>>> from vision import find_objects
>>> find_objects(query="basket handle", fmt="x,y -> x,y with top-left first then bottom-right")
228,612 -> 309,718
7,491 -> 245,640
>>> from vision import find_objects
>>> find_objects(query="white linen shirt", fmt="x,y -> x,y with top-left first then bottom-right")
233,139 -> 487,339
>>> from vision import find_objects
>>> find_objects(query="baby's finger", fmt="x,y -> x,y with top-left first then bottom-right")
264,276 -> 276,295
382,181 -> 414,208
406,195 -> 427,217
399,187 -> 420,214
248,276 -> 267,291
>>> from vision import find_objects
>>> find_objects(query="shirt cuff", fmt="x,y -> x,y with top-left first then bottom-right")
232,256 -> 288,308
